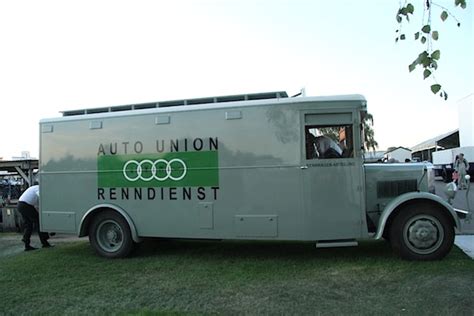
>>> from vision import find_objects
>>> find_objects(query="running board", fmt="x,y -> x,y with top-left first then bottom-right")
316,240 -> 358,248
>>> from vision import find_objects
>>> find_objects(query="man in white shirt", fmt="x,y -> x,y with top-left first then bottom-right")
17,185 -> 52,251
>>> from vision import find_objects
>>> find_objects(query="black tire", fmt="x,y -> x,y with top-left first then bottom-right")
389,204 -> 454,260
88,210 -> 135,258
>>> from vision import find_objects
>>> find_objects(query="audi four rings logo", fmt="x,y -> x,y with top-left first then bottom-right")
123,159 -> 187,182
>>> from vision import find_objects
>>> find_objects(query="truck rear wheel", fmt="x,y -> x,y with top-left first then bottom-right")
89,210 -> 135,258
389,204 -> 454,260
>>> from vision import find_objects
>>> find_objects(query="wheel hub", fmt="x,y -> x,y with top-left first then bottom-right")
106,229 -> 119,243
96,220 -> 124,252
408,219 -> 438,249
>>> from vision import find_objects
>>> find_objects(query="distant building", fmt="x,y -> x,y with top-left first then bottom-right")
364,151 -> 385,163
12,151 -> 36,160
458,93 -> 473,147
384,147 -> 412,163
411,130 -> 459,162
410,93 -> 472,163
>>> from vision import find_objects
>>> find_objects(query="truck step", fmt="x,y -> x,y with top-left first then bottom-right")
316,239 -> 358,248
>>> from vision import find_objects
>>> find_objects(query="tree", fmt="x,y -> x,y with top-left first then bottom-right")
395,0 -> 467,100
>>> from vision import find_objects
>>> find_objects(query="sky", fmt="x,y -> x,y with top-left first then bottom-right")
0,0 -> 472,159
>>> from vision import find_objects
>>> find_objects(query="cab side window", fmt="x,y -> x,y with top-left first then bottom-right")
305,125 -> 354,159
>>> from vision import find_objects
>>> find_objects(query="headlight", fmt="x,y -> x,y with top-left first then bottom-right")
427,165 -> 435,194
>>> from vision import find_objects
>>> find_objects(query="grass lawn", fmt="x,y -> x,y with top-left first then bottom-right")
0,236 -> 473,315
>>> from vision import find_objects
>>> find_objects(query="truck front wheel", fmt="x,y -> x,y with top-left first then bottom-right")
89,210 -> 135,258
389,205 -> 454,260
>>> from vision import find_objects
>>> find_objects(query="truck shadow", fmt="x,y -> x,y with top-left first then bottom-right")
134,238 -> 396,261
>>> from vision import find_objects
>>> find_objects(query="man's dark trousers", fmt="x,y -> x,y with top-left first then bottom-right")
17,201 -> 49,247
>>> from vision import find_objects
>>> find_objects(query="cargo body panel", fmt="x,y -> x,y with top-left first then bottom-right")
40,95 -> 367,241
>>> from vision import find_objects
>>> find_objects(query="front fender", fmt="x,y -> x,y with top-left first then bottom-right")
374,192 -> 460,239
79,203 -> 142,243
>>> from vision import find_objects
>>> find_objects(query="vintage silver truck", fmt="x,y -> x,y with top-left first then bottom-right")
39,91 -> 467,260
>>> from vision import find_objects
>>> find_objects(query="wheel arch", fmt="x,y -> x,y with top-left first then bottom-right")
375,192 -> 460,240
78,204 -> 141,243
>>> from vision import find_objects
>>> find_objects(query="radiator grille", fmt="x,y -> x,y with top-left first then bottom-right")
377,179 -> 417,198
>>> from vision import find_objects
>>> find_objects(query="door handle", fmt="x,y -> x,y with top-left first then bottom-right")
300,165 -> 308,170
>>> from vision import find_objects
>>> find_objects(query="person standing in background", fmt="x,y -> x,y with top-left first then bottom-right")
455,153 -> 469,190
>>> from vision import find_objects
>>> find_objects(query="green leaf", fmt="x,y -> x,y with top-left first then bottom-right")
421,36 -> 426,44
431,84 -> 441,94
432,31 -> 439,40
456,0 -> 466,9
400,34 -> 406,40
400,7 -> 408,15
431,60 -> 438,70
415,51 -> 428,65
444,92 -> 448,100
423,69 -> 432,79
421,56 -> 431,68
417,51 -> 429,61
406,3 -> 414,14
396,15 -> 402,23
414,32 -> 420,40
395,37 -> 399,42
431,50 -> 441,60
409,62 -> 417,72
440,11 -> 448,21
422,25 -> 431,33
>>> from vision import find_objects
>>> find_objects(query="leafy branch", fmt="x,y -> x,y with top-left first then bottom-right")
395,0 -> 466,100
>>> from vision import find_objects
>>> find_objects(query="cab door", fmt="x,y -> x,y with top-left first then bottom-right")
301,110 -> 366,240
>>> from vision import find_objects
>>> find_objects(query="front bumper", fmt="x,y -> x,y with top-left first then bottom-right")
454,208 -> 472,221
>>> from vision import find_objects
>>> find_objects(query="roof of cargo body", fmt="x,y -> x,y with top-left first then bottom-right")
40,92 -> 366,123
61,91 -> 289,117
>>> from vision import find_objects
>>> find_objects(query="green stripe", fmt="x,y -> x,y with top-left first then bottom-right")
98,151 -> 219,188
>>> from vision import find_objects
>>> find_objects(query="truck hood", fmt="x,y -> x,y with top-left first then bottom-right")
364,162 -> 435,196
